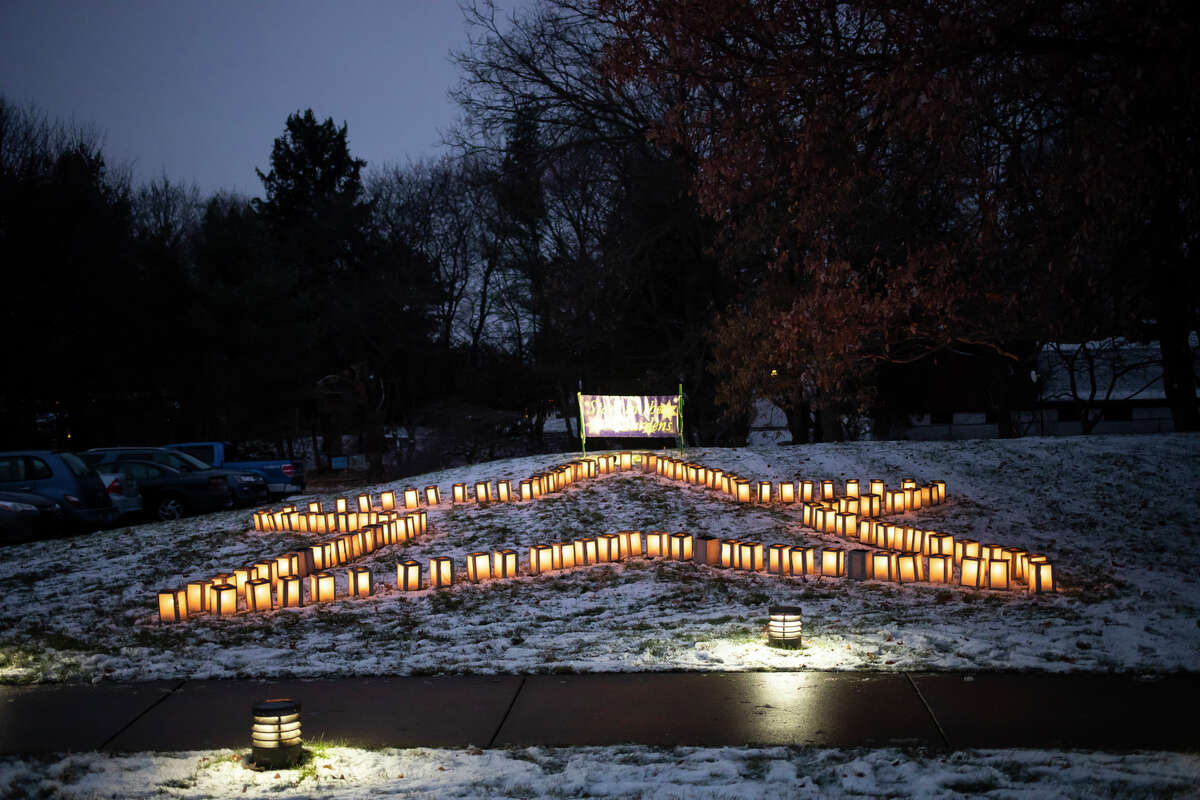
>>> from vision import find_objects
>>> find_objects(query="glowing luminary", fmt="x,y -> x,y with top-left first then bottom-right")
779,481 -> 796,503
756,481 -> 772,503
158,588 -> 187,622
597,533 -> 620,563
645,531 -> 670,558
278,575 -> 303,608
954,538 -> 981,565
466,552 -> 491,583
573,537 -> 598,566
987,558 -> 1010,590
720,539 -> 741,569
398,560 -> 421,591
493,549 -> 519,578
186,580 -> 209,617
496,480 -> 512,503
669,532 -> 693,561
927,532 -> 955,557
617,530 -> 642,560
871,550 -> 898,581
789,545 -> 815,576
820,547 -> 846,577
928,554 -> 953,583
246,578 -> 272,611
313,572 -> 338,602
959,557 -> 985,588
402,488 -> 420,510
767,543 -> 791,575
738,541 -> 765,572
897,552 -> 922,583
348,566 -> 371,597
846,479 -> 860,498
429,557 -> 453,588
529,545 -> 554,575
552,542 -> 577,569
1028,556 -> 1055,593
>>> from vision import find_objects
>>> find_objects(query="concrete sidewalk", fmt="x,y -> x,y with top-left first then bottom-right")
1,672 -> 1196,755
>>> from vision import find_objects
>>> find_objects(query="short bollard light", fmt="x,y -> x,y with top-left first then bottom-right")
251,698 -> 302,769
767,606 -> 803,649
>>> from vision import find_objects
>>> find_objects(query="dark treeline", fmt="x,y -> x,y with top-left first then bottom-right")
2,0 -> 1197,466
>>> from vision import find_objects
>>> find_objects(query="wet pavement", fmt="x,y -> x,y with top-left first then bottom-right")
1,671 -> 1196,754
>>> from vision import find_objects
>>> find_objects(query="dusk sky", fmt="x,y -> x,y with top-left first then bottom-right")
1,0 -> 527,197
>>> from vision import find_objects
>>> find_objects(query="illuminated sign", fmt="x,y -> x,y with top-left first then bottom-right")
579,394 -> 680,438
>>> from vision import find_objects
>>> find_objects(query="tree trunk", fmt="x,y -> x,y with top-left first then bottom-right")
1157,314 -> 1199,431
781,400 -> 811,445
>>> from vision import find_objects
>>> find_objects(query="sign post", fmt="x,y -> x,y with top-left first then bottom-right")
678,382 -> 684,456
577,391 -> 588,456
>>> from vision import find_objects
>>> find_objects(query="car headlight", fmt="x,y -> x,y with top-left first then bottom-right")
0,501 -> 38,512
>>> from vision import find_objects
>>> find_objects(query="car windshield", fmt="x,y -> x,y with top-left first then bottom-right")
60,452 -> 97,477
162,451 -> 211,472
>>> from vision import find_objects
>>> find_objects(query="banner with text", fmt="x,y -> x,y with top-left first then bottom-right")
580,394 -> 680,438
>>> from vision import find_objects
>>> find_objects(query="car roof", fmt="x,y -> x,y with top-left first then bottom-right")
85,446 -> 172,452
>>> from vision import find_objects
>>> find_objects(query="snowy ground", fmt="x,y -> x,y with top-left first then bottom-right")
0,434 -> 1198,683
1,745 -> 1197,799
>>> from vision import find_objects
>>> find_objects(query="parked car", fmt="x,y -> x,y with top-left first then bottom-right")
93,459 -> 233,521
164,442 -> 305,498
96,469 -> 143,519
0,451 -> 117,529
81,447 -> 269,508
0,490 -> 63,542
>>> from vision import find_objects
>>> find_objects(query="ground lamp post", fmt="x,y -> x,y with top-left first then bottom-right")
251,699 -> 302,769
766,606 -> 803,649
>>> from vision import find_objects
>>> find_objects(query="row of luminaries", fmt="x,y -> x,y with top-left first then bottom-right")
157,509 -> 428,622
445,530 -> 1054,592
160,524 -> 1056,623
251,452 -> 946,537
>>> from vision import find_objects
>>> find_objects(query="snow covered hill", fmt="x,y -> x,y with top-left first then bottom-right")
1,434 -> 1197,683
